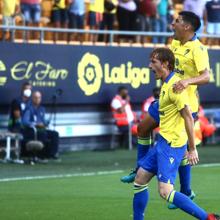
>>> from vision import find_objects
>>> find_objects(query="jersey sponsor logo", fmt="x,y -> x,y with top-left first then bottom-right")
169,157 -> 174,164
184,49 -> 190,56
175,58 -> 179,66
174,68 -> 184,75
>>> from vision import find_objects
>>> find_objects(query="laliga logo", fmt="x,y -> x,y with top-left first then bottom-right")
78,53 -> 103,96
77,53 -> 150,96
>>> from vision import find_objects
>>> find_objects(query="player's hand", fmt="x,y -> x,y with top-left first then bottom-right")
187,149 -> 199,166
36,123 -> 45,128
173,80 -> 189,93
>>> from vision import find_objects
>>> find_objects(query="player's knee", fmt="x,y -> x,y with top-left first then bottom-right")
137,122 -> 150,137
135,168 -> 150,185
158,186 -> 172,200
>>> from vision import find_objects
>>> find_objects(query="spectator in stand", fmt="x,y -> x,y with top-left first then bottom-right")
8,82 -> 32,133
197,105 -> 216,145
111,86 -> 137,143
204,0 -> 220,45
88,0 -> 105,43
117,0 -> 137,42
51,0 -> 68,42
67,0 -> 85,42
20,0 -> 41,40
154,0 -> 173,44
98,0 -> 118,42
1,0 -> 20,41
183,0 -> 206,34
136,0 -> 157,43
22,91 -> 60,159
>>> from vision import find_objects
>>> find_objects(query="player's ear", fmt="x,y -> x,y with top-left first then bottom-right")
184,23 -> 190,31
162,61 -> 169,70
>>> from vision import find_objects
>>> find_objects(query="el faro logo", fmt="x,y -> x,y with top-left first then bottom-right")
0,60 -> 7,86
77,53 -> 150,96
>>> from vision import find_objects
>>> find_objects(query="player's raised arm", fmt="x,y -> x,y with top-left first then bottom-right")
180,105 -> 199,166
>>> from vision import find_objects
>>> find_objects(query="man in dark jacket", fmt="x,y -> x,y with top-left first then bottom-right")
22,91 -> 59,159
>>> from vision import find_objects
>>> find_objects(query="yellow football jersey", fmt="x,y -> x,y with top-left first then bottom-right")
2,0 -> 18,16
89,0 -> 104,13
53,0 -> 66,10
170,37 -> 210,113
159,72 -> 190,148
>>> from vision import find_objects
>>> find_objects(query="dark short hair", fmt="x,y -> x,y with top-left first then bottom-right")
118,86 -> 127,93
152,87 -> 161,99
179,11 -> 201,32
22,81 -> 32,89
150,48 -> 175,72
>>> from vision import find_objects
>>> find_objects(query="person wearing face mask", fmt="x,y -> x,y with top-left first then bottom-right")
111,86 -> 137,141
8,82 -> 32,133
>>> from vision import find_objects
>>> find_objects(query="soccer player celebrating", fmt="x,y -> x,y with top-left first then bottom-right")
122,11 -> 210,209
133,47 -> 219,220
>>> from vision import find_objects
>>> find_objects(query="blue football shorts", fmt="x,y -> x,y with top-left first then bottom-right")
138,134 -> 187,185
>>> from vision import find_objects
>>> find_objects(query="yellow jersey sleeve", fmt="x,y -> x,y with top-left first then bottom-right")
193,45 -> 210,73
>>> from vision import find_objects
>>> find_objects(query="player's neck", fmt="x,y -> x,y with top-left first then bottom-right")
161,71 -> 171,82
179,32 -> 195,45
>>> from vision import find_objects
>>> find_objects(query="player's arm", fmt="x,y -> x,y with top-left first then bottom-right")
180,106 -> 199,166
173,69 -> 210,92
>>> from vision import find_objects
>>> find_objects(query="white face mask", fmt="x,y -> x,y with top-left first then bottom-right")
23,89 -> 32,98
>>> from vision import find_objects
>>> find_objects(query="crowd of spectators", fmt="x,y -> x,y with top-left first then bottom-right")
1,0 -> 220,44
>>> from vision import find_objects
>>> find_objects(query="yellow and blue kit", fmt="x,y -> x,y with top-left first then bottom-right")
170,34 -> 210,113
139,72 -> 190,184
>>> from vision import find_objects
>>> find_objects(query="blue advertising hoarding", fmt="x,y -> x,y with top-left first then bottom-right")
0,42 -> 219,105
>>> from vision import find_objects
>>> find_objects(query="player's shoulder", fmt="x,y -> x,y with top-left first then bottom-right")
170,39 -> 180,48
170,73 -> 181,84
190,39 -> 208,52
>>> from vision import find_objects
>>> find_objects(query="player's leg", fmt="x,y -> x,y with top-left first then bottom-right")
121,101 -> 159,183
168,154 -> 195,209
178,112 -> 198,198
157,136 -> 218,220
168,112 -> 198,209
133,168 -> 154,220
160,182 -> 211,220
136,113 -> 158,163
133,145 -> 157,220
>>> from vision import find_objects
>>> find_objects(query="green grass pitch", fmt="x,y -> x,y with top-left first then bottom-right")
0,146 -> 220,220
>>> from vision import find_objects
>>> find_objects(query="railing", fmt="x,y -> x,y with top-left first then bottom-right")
1,25 -> 220,45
